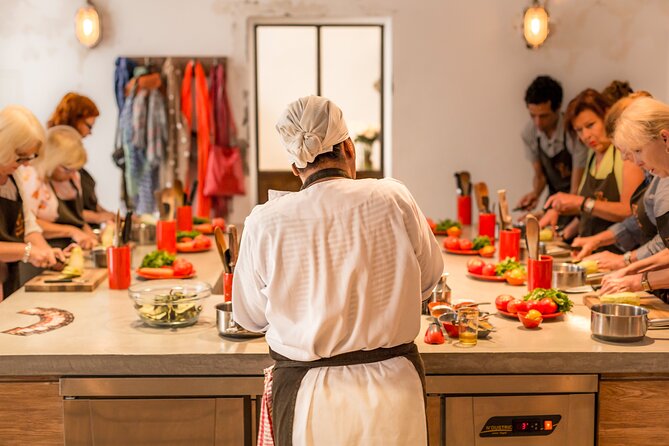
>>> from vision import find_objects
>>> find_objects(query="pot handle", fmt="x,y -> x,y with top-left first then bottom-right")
648,318 -> 669,329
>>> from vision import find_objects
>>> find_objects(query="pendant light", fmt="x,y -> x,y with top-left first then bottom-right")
75,1 -> 102,48
523,0 -> 550,49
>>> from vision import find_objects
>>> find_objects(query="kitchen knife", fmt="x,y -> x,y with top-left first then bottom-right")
113,211 -> 121,248
228,224 -> 239,271
122,211 -> 133,245
454,173 -> 463,196
188,180 -> 198,206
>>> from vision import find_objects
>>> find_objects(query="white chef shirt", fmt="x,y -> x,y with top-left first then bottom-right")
0,172 -> 42,236
233,177 -> 444,360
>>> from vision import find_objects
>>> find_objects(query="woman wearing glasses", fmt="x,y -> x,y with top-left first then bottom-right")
19,126 -> 98,250
0,106 -> 66,297
48,93 -> 114,225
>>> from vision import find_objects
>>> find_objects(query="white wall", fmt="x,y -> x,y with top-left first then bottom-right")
1,0 -> 669,222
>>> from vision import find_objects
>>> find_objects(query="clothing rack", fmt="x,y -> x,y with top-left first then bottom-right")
123,56 -> 227,72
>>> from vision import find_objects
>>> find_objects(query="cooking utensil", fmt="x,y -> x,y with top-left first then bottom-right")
454,173 -> 463,196
214,227 -> 231,274
113,211 -> 121,248
122,211 -> 133,245
174,180 -> 185,208
187,180 -> 198,206
228,225 -> 239,270
131,222 -> 156,245
473,183 -> 486,213
552,263 -> 586,290
525,215 -> 540,261
460,171 -> 471,196
497,189 -> 512,230
91,248 -> 107,268
216,302 -> 265,339
590,303 -> 669,342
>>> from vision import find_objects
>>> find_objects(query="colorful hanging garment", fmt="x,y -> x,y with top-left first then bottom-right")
181,61 -> 212,218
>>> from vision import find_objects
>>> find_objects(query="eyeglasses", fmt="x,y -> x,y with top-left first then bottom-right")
82,121 -> 94,131
16,153 -> 38,164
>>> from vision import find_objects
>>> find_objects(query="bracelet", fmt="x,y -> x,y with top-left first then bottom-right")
22,242 -> 32,264
623,251 -> 633,266
583,198 -> 596,215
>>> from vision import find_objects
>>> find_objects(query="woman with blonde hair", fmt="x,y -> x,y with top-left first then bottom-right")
48,92 -> 114,225
599,97 -> 669,297
0,105 -> 66,297
19,126 -> 98,249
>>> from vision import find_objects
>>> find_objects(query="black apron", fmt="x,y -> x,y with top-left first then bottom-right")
632,177 -> 656,245
49,180 -> 87,249
578,149 -> 623,253
0,176 -> 26,297
270,343 -> 426,446
537,131 -> 573,227
79,168 -> 101,229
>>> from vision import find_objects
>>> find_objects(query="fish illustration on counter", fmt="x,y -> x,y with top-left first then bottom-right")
2,307 -> 74,336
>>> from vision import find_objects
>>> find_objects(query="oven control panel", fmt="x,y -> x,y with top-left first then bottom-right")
480,415 -> 561,437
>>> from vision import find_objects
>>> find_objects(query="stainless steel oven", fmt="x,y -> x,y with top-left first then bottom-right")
427,374 -> 597,445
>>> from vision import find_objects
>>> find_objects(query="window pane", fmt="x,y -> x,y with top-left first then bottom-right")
320,26 -> 382,171
257,26 -> 318,171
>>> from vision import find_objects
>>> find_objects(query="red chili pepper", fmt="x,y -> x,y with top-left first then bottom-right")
424,323 -> 445,344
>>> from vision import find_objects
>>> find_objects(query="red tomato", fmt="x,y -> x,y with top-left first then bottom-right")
193,223 -> 214,234
446,226 -> 462,238
172,258 -> 193,276
424,324 -> 445,344
495,294 -> 514,312
482,263 -> 497,276
444,236 -> 460,250
507,299 -> 527,314
427,218 -> 437,232
212,218 -> 226,230
467,258 -> 485,275
538,297 -> 558,314
459,239 -> 473,250
193,234 -> 212,249
138,267 -> 174,279
525,300 -> 542,313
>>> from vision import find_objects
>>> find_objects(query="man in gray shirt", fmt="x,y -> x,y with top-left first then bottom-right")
516,76 -> 588,212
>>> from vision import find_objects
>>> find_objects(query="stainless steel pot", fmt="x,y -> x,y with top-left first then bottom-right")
553,263 -> 586,290
215,302 -> 264,339
91,248 -> 107,268
590,303 -> 669,342
131,223 -> 156,246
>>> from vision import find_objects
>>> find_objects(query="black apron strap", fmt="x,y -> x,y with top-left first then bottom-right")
270,342 -> 425,446
537,130 -> 573,196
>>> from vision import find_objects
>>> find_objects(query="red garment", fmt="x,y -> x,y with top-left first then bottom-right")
204,63 -> 245,199
181,61 -> 211,217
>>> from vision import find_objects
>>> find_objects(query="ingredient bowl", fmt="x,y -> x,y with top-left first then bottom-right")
129,280 -> 211,327
518,311 -> 543,329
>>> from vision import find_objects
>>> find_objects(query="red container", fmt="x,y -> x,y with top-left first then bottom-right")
527,255 -> 553,291
478,213 -> 496,241
107,246 -> 131,290
156,220 -> 177,254
498,228 -> 521,261
457,195 -> 472,225
223,272 -> 234,302
176,206 -> 193,232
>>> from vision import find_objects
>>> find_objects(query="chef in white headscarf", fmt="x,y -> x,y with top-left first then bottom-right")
233,95 -> 443,446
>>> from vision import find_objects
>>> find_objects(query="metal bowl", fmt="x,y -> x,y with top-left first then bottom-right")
216,302 -> 264,339
131,223 -> 156,245
553,263 -> 586,290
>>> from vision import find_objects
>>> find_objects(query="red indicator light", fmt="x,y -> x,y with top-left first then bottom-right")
544,420 -> 553,431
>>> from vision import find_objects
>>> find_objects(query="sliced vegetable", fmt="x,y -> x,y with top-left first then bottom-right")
140,250 -> 176,268
62,246 -> 84,277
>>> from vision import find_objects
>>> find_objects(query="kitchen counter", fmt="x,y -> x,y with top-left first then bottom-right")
2,239 -> 669,377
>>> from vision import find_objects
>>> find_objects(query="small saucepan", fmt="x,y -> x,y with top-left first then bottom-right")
553,263 -> 586,290
590,303 -> 669,342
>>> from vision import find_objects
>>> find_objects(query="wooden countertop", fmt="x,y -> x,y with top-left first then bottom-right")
2,233 -> 669,377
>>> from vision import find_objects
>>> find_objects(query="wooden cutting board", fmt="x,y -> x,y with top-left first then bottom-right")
583,294 -> 669,319
24,269 -> 108,292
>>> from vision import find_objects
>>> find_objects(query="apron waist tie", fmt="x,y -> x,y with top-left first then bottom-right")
258,342 -> 426,446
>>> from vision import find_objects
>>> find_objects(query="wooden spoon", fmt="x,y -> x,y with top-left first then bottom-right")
525,215 -> 540,261
497,189 -> 512,230
214,227 -> 231,274
460,171 -> 471,196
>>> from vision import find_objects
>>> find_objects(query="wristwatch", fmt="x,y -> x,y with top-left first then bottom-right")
641,272 -> 653,292
623,251 -> 633,266
583,198 -> 596,215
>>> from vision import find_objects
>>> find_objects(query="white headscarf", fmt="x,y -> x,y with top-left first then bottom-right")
275,96 -> 350,168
